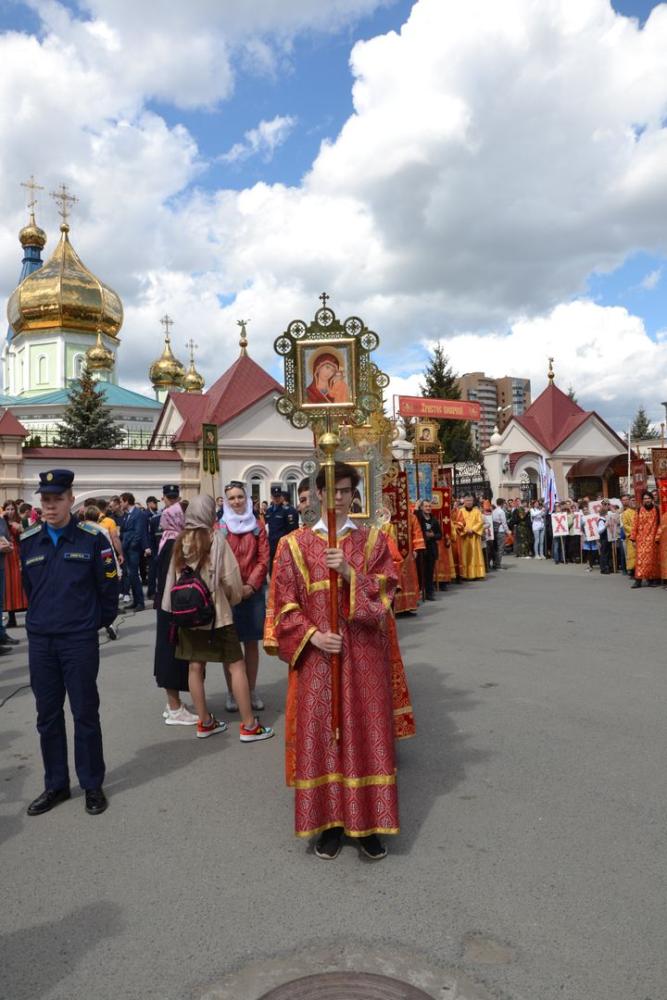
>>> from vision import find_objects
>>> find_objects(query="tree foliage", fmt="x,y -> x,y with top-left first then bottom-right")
56,368 -> 126,449
630,404 -> 658,441
420,343 -> 477,461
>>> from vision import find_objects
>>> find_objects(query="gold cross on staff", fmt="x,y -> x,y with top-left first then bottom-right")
21,175 -> 44,212
49,182 -> 78,224
185,337 -> 198,361
160,313 -> 174,339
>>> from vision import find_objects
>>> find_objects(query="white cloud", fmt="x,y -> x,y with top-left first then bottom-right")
220,115 -> 297,165
640,267 -> 662,290
2,0 -> 667,434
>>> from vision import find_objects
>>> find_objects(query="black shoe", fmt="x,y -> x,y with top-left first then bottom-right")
129,604 -> 146,611
85,788 -> 108,815
358,834 -> 387,860
314,826 -> 343,860
425,594 -> 436,601
0,634 -> 20,646
631,581 -> 642,589
27,787 -> 71,816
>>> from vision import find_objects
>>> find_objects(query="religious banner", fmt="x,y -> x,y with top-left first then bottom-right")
582,514 -> 600,542
201,423 -> 219,473
551,511 -> 569,537
651,449 -> 667,480
382,468 -> 410,559
483,514 -> 494,542
406,461 -> 433,502
606,510 -> 620,543
657,478 -> 667,516
398,396 -> 481,421
570,511 -> 582,536
431,487 -> 452,538
414,420 -> 439,448
631,458 -> 648,502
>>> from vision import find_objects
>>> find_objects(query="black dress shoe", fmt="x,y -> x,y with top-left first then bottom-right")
27,787 -> 71,816
0,634 -> 20,645
85,788 -> 108,815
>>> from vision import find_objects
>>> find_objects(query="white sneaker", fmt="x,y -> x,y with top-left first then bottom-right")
164,704 -> 199,726
225,693 -> 238,712
250,691 -> 265,711
121,594 -> 133,605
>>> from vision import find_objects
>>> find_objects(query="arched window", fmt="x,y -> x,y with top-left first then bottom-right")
280,466 -> 304,508
241,465 -> 271,505
73,354 -> 85,378
37,354 -> 48,384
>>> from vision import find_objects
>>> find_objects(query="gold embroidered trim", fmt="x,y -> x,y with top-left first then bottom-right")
274,601 -> 300,627
287,533 -> 311,590
290,626 -> 317,669
393,705 -> 413,716
293,771 -> 396,790
295,821 -> 400,839
348,567 -> 357,620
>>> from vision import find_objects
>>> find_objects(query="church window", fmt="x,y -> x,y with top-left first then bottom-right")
73,354 -> 85,377
37,354 -> 48,384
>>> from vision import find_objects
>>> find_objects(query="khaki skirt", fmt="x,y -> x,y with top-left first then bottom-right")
176,625 -> 243,664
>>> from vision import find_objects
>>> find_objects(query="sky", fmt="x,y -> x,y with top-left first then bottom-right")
1,0 -> 667,433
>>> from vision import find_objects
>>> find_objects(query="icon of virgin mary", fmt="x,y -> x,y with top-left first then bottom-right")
305,348 -> 351,404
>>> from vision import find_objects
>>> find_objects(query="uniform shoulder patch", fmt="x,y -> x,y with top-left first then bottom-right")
78,521 -> 100,535
20,523 -> 43,540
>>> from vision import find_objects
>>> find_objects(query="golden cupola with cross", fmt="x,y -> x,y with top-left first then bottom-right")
149,314 -> 186,401
4,183 -> 122,397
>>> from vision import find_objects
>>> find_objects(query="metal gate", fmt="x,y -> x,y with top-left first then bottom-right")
452,461 -> 491,500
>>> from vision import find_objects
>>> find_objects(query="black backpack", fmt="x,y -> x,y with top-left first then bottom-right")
169,565 -> 215,628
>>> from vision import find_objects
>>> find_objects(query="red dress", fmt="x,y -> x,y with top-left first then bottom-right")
273,525 -> 400,839
631,506 -> 660,580
3,521 -> 27,611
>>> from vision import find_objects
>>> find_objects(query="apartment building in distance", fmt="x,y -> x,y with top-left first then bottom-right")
456,372 -> 532,450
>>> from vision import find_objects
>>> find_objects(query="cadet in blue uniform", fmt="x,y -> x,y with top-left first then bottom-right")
265,483 -> 298,570
21,469 -> 119,817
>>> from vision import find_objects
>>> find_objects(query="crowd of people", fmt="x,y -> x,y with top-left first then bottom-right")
9,465 -> 410,862
7,463 -> 664,861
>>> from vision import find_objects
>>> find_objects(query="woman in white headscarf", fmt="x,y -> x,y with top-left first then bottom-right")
219,481 -> 270,713
162,495 -> 273,743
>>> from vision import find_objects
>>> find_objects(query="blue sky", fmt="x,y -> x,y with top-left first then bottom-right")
1,0 -> 667,428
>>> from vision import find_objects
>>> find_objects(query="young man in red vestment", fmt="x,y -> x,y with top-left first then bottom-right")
272,461 -> 399,861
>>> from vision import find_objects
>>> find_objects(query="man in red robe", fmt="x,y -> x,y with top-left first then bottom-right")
272,461 -> 399,861
631,490 -> 660,588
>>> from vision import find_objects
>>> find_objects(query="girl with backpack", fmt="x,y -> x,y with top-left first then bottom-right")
219,481 -> 270,713
162,494 -> 273,742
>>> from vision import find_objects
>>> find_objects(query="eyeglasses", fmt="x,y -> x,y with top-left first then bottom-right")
225,481 -> 245,491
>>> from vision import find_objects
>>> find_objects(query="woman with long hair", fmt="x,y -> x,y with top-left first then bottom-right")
2,500 -> 27,628
219,481 -> 270,713
162,495 -> 273,742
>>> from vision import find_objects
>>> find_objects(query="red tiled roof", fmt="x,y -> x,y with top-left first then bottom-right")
168,354 -> 282,444
511,383 -> 590,452
0,408 -> 27,436
22,448 -> 181,461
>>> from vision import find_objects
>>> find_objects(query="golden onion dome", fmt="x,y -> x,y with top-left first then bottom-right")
19,212 -> 47,250
182,360 -> 205,394
86,330 -> 115,372
6,223 -> 123,339
149,333 -> 185,388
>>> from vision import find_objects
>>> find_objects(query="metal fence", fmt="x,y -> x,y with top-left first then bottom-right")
21,428 -> 176,450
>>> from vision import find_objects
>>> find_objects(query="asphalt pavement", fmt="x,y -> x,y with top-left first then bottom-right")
1,557 -> 665,1000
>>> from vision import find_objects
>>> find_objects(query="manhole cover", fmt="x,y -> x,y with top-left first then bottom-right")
259,972 -> 433,999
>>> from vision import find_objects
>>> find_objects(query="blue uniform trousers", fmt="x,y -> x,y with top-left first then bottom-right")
28,630 -> 105,791
123,546 -> 145,608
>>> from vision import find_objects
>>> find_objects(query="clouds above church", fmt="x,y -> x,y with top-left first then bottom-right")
1,0 -> 667,427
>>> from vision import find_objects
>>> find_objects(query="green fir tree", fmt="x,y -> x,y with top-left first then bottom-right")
420,343 -> 477,461
630,404 -> 658,441
56,367 -> 126,449
567,385 -> 578,403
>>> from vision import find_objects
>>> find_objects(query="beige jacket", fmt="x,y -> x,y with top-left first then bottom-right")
162,529 -> 243,628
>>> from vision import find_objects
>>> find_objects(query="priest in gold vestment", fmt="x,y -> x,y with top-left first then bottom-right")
455,494 -> 486,580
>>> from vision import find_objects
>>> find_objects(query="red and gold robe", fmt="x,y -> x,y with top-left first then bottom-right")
273,525 -> 399,839
631,505 -> 659,580
394,513 -> 424,613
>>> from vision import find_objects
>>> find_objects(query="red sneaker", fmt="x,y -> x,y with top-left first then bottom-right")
239,720 -> 274,743
196,715 -> 228,739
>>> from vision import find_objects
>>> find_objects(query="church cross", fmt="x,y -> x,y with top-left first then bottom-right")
21,175 -> 44,213
160,314 -> 174,340
319,292 -> 330,308
49,182 -> 78,224
185,337 -> 198,362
